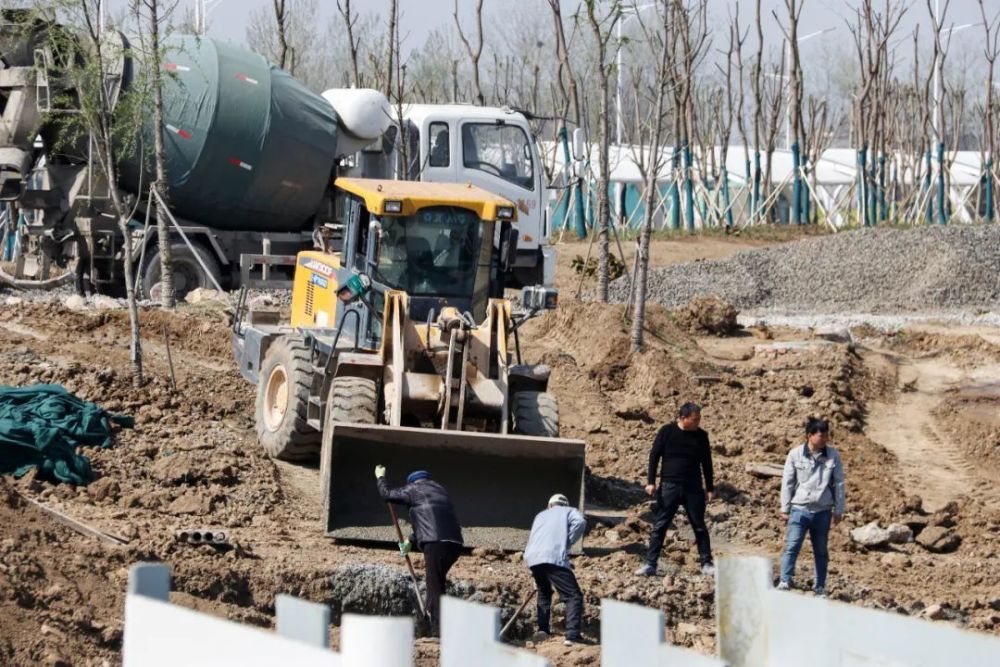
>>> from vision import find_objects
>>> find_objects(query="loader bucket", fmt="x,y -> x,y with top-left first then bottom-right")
320,424 -> 587,551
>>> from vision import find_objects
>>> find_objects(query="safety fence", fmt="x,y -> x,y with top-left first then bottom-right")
122,557 -> 1000,667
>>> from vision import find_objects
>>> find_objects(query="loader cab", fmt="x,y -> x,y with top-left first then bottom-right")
333,178 -> 517,344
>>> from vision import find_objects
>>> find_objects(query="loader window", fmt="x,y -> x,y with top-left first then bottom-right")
462,123 -> 534,190
374,206 -> 491,299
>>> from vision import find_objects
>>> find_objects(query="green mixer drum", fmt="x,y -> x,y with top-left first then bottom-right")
120,36 -> 340,232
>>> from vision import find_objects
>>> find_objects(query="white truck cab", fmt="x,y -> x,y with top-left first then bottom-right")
331,97 -> 555,288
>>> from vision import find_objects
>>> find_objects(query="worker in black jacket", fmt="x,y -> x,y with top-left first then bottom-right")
376,465 -> 463,634
635,402 -> 716,577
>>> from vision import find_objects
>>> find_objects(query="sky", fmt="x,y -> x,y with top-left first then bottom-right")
154,0 -> 992,55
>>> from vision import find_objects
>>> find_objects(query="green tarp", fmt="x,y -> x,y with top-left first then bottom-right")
0,384 -> 133,485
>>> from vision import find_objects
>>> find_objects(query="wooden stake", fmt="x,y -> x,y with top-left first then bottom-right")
162,323 -> 177,391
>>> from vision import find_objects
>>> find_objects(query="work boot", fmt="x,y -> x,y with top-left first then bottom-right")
532,630 -> 550,642
777,581 -> 791,591
700,562 -> 716,576
634,563 -> 656,577
814,588 -> 827,598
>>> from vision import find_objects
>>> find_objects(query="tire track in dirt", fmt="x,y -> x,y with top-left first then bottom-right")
864,351 -> 1000,513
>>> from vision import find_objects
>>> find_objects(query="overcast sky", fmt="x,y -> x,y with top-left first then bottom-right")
104,0 -> 990,64
195,0 -> 988,48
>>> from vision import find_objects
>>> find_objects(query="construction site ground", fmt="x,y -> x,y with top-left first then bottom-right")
1,231 -> 998,666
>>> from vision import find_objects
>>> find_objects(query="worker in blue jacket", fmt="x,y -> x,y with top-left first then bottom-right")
523,493 -> 587,646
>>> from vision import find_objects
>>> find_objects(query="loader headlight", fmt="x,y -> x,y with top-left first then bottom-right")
496,206 -> 514,220
337,273 -> 372,303
384,200 -> 403,214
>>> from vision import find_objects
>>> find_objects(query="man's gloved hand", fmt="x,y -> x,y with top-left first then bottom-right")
375,465 -> 386,479
398,539 -> 411,556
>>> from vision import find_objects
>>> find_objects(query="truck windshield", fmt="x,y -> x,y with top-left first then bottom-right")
374,206 -> 492,298
461,123 -> 534,190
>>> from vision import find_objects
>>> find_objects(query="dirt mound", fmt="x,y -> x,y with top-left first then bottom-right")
674,296 -> 739,336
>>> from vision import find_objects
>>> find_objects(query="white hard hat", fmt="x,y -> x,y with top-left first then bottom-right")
548,493 -> 569,507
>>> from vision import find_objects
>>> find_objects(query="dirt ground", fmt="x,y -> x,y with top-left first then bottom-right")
0,233 -> 998,666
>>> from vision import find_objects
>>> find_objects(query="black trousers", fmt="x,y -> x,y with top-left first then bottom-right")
645,481 -> 713,567
530,563 -> 583,640
422,541 -> 462,632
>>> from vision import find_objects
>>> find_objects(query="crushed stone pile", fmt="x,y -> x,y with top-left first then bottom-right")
610,226 -> 1000,313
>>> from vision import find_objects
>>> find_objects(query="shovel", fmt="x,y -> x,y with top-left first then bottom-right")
387,502 -> 428,619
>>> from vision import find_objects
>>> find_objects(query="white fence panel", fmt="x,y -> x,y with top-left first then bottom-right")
602,599 -> 727,667
716,557 -> 772,667
122,593 -> 342,667
440,596 -> 552,667
765,588 -> 1000,667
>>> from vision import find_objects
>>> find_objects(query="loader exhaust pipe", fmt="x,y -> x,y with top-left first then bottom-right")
320,424 -> 586,551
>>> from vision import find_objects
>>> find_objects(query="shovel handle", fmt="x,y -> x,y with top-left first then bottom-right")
387,502 -> 428,619
499,589 -> 537,639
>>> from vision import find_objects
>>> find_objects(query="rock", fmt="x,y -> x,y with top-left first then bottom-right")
87,477 -> 121,503
900,495 -> 924,514
166,491 -> 211,515
91,295 -> 123,309
63,294 -> 87,310
850,521 -> 891,548
922,603 -> 946,620
886,523 -> 913,544
916,526 -> 961,553
604,529 -> 621,543
185,288 -> 228,305
706,505 -> 730,522
880,552 -> 911,569
4,296 -> 23,306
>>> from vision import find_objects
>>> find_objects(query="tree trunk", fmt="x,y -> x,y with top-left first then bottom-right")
148,0 -> 174,307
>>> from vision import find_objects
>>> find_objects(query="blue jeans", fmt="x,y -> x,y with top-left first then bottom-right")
780,507 -> 832,590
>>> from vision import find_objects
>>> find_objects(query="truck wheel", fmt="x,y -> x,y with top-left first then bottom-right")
511,391 -> 560,438
326,376 -> 378,425
141,241 -> 221,301
255,336 -> 319,460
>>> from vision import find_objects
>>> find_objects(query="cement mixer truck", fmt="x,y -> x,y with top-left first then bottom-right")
0,10 -> 555,295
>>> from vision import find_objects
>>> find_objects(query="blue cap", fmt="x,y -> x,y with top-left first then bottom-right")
406,470 -> 431,484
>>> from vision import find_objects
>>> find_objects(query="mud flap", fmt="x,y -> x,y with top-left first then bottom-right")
320,424 -> 586,550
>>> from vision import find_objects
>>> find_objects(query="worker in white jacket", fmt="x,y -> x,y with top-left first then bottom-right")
523,493 -> 587,646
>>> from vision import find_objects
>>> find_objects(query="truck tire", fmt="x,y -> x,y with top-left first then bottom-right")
255,336 -> 320,460
141,241 -> 222,301
326,376 -> 378,425
511,391 -> 560,438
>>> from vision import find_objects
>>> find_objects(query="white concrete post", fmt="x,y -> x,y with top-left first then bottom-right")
716,556 -> 772,667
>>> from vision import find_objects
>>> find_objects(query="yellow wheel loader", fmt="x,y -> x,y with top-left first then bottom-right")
232,178 -> 585,549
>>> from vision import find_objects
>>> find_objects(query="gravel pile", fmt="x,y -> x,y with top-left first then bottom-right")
611,225 -> 1000,314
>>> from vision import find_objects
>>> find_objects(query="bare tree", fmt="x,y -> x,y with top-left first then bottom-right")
37,1 -> 145,384
246,0 -> 324,88
583,0 -> 620,303
453,0 -> 485,105
628,1 -> 671,351
979,0 -> 1000,221
132,0 -> 177,308
775,0 -> 806,225
336,0 -> 361,87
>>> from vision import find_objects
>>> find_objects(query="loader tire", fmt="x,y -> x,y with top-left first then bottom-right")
326,376 -> 378,425
255,336 -> 320,461
511,391 -> 560,438
319,377 -> 378,509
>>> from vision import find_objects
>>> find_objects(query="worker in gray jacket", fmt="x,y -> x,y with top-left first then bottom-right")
779,417 -> 846,596
523,493 -> 587,646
